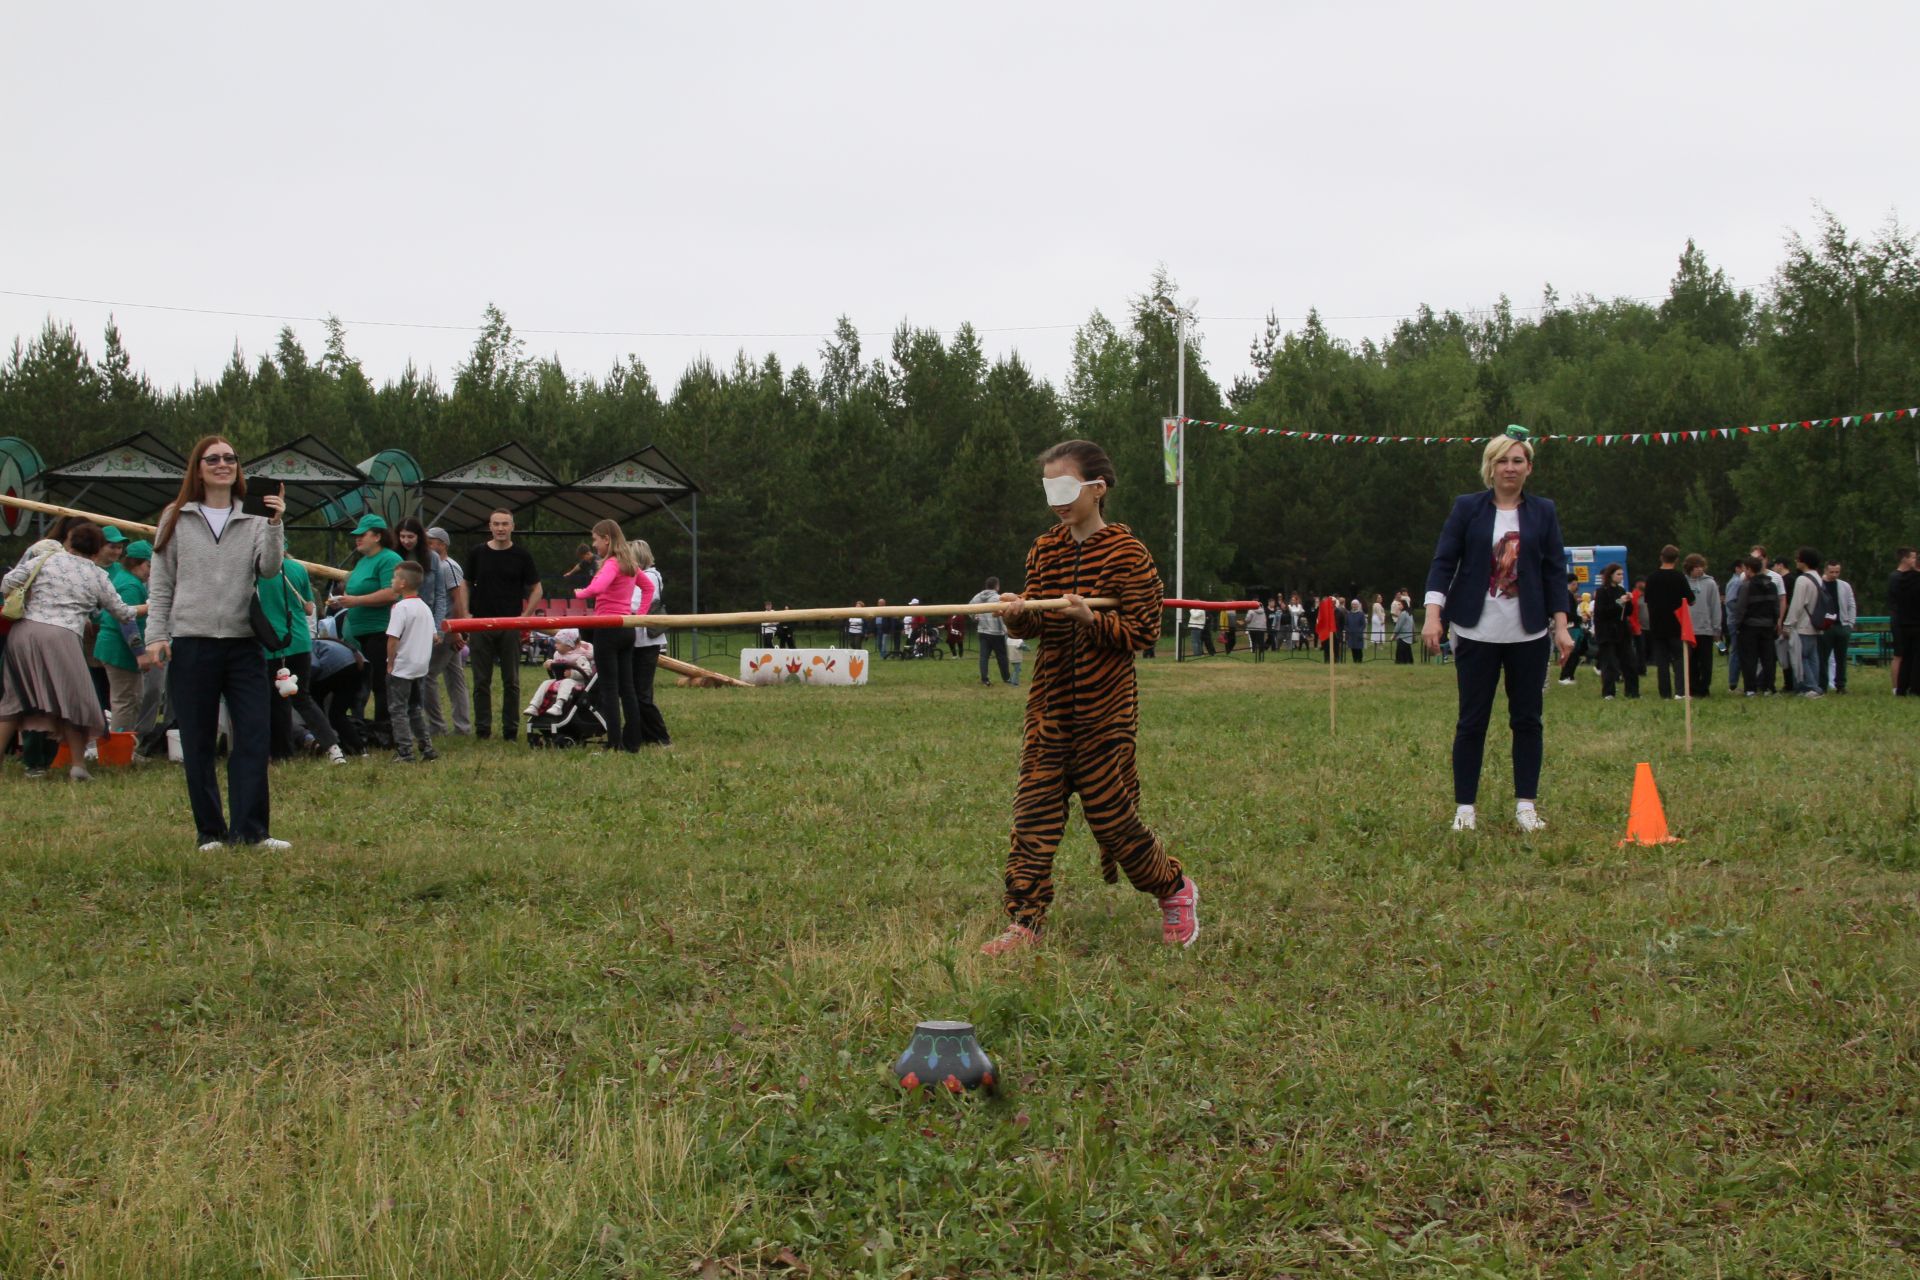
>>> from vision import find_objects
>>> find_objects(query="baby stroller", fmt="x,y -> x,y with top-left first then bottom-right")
910,621 -> 944,660
525,667 -> 608,748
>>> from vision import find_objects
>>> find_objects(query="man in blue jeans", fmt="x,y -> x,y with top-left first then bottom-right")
971,577 -> 1011,684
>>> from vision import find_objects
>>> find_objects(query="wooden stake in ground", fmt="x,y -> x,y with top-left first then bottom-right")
0,492 -> 347,582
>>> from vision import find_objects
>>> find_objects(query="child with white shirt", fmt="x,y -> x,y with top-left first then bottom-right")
385,561 -> 437,763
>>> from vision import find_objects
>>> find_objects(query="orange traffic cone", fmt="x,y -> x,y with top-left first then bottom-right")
1618,762 -> 1683,846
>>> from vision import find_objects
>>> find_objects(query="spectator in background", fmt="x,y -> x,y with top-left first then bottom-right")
1629,577 -> 1649,677
423,526 -> 470,737
1556,573 -> 1586,684
1723,556 -> 1746,693
1370,593 -> 1387,651
465,509 -> 543,741
1188,606 -> 1214,657
1008,634 -> 1024,686
1,521 -> 142,780
946,612 -> 966,658
334,514 -> 403,744
1641,545 -> 1695,700
1890,548 -> 1916,693
971,577 -> 1011,685
776,607 -> 797,649
1891,547 -> 1920,696
760,604 -> 779,650
629,539 -> 670,747
1593,563 -> 1638,700
1244,598 -> 1268,662
575,519 -> 643,753
844,602 -> 866,651
873,597 -> 893,659
1768,555 -> 1797,690
384,560 -> 438,763
1819,560 -> 1855,693
1783,547 -> 1826,698
1683,553 -> 1721,698
1393,598 -> 1415,663
95,537 -> 159,737
310,620 -> 367,757
1731,556 -> 1781,695
559,542 -> 597,591
1345,596 -> 1366,663
259,552 -> 346,764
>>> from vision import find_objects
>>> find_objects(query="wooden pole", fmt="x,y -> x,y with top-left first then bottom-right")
1683,637 -> 1693,754
660,655 -> 751,689
0,492 -> 348,582
445,597 -> 1123,634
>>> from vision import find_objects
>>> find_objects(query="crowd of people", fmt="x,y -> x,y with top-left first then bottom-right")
0,438 -> 681,848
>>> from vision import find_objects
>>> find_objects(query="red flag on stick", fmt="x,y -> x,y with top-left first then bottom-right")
1316,597 -> 1338,643
1676,603 -> 1696,647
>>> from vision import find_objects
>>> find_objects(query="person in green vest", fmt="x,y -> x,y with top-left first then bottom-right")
258,555 -> 346,764
331,514 -> 403,746
94,538 -> 160,738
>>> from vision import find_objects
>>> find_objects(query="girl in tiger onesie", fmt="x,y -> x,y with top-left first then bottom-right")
980,439 -> 1200,956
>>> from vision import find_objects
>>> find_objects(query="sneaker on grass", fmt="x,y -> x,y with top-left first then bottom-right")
980,923 -> 1040,957
1159,875 -> 1200,947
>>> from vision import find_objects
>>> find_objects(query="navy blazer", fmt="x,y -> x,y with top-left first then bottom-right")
1424,490 -> 1572,633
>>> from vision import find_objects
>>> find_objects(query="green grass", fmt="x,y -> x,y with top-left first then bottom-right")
2,649 -> 1917,1278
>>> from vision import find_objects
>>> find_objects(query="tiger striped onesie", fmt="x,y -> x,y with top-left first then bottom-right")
1001,521 -> 1184,929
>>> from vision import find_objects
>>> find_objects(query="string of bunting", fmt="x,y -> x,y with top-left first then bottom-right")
1179,405 -> 1917,446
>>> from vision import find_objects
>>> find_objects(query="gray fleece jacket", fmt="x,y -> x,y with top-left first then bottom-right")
147,502 -> 286,645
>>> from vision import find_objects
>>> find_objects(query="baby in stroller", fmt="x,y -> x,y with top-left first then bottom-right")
525,629 -> 595,719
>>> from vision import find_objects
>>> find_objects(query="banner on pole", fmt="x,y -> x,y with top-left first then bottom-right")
1162,417 -> 1180,485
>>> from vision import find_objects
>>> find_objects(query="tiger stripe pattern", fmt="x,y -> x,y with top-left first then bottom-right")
1001,522 -> 1183,928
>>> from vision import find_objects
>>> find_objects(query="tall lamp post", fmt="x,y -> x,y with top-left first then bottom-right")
1159,297 -> 1188,651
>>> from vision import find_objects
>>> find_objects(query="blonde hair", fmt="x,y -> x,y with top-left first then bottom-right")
592,519 -> 639,576
629,538 -> 655,571
1479,435 -> 1535,488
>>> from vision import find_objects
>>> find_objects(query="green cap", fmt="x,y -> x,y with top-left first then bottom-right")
102,525 -> 129,543
1504,424 -> 1532,441
351,513 -> 389,535
123,539 -> 153,560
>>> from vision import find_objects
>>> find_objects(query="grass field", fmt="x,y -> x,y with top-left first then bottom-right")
2,647 -> 1917,1278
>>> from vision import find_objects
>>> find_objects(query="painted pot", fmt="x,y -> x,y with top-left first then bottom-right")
894,1020 -> 995,1093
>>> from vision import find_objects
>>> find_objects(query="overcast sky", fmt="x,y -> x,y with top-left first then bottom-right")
5,1 -> 1916,404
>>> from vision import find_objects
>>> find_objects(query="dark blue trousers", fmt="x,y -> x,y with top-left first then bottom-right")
169,636 -> 272,845
1450,634 -> 1550,806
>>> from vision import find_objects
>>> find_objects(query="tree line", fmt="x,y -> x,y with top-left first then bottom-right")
3,210 -> 1916,615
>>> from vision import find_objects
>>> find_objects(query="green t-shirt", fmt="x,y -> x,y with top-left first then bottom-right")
344,548 -> 403,639
257,558 -> 316,659
92,561 -> 148,670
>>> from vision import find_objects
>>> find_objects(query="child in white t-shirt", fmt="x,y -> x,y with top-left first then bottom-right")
1008,636 -> 1025,687
385,561 -> 438,763
525,628 -> 596,717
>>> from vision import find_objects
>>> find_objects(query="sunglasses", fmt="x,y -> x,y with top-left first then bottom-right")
201,452 -> 240,465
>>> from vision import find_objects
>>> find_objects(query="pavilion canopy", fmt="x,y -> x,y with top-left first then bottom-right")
543,445 -> 700,530
419,442 -> 563,532
42,431 -> 186,521
243,435 -> 367,522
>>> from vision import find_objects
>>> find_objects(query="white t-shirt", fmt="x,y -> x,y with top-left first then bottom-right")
386,596 -> 436,679
199,505 -> 232,540
1442,506 -> 1546,645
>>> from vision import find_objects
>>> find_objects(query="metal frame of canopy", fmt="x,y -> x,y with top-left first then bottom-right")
39,431 -> 187,531
552,444 -> 705,658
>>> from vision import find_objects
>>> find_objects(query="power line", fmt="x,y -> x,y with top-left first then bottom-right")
0,288 -> 1084,341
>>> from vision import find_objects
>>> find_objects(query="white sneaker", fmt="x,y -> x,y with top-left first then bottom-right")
1450,810 -> 1476,832
1557,678 -> 1575,686
255,838 -> 292,852
1517,808 -> 1547,833
198,840 -> 225,852
326,744 -> 348,765
83,743 -> 99,762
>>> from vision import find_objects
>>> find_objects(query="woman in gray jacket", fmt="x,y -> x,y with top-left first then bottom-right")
146,436 -> 287,851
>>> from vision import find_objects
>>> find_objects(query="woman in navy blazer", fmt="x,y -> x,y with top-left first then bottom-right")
1422,428 -> 1574,832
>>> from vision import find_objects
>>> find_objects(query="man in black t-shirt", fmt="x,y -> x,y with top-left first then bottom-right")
465,509 -> 543,741
1641,544 -> 1696,700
